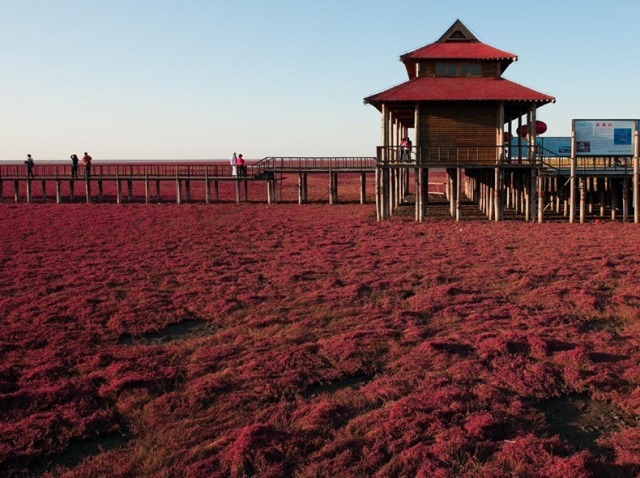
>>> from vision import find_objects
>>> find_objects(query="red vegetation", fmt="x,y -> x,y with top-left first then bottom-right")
1,173 -> 639,477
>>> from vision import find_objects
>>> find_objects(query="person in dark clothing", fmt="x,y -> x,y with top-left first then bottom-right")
70,154 -> 79,178
25,154 -> 35,178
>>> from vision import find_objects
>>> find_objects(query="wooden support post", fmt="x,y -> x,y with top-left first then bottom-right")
569,170 -> 576,222
494,167 -> 502,222
235,178 -> 241,204
376,167 -> 381,221
176,175 -> 182,205
244,178 -> 248,202
537,171 -> 544,223
41,180 -> 46,202
360,172 -> 366,204
14,179 -> 19,203
383,168 -> 390,220
623,177 -> 629,222
85,176 -> 91,204
328,171 -> 339,206
634,130 -> 640,224
267,179 -> 274,204
449,169 -> 455,218
205,169 -> 210,204
116,171 -> 122,205
56,179 -> 61,204
611,179 -> 618,221
70,179 -> 75,201
414,168 -> 421,222
579,177 -> 586,224
145,174 -> 150,204
298,172 -> 305,205
98,180 -> 103,202
26,178 -> 32,204
570,133 -> 577,223
155,179 -> 160,203
424,168 -> 430,219
455,167 -> 461,222
598,178 -> 605,217
127,180 -> 133,202
488,172 -> 495,221
524,172 -> 531,222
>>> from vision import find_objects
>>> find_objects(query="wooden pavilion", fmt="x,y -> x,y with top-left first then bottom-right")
364,20 -> 556,221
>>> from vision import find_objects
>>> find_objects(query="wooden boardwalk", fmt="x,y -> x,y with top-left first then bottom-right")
0,158 -> 377,205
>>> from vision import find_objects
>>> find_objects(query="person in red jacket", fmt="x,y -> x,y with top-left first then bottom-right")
237,153 -> 246,177
82,152 -> 92,179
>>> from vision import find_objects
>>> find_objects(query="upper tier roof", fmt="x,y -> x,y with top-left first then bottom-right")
400,20 -> 517,78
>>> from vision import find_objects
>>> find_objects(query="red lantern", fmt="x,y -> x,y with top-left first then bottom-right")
516,124 -> 529,137
534,120 -> 547,135
516,121 -> 547,137
503,131 -> 513,143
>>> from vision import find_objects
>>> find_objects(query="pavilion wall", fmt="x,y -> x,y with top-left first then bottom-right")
419,102 -> 497,151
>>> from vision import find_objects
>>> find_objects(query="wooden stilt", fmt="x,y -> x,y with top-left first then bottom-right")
41,180 -> 46,202
611,179 -> 617,221
298,173 -> 305,205
176,175 -> 182,205
85,176 -> 91,204
579,177 -> 586,223
235,178 -> 240,204
623,177 -> 629,222
205,169 -> 210,204
155,179 -> 161,203
360,172 -> 366,204
376,167 -> 381,221
98,180 -> 103,202
537,171 -> 544,223
56,179 -> 61,204
145,174 -> 150,204
26,178 -> 31,204
116,170 -> 122,205
455,167 -> 461,222
127,180 -> 133,202
598,178 -> 605,217
634,132 -> 640,223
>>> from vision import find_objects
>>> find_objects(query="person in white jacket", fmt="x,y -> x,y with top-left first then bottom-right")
230,152 -> 238,177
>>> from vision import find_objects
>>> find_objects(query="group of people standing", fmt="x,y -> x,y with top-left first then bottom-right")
230,152 -> 247,177
23,152 -> 92,179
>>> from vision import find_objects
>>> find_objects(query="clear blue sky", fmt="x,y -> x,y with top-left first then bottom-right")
2,0 -> 639,161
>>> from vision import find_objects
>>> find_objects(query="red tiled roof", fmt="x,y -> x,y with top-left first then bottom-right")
400,42 -> 517,61
364,77 -> 555,104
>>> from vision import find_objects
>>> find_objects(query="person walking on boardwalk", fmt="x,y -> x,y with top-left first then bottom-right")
82,152 -> 92,179
70,154 -> 79,178
237,153 -> 246,177
230,152 -> 238,177
25,154 -> 35,178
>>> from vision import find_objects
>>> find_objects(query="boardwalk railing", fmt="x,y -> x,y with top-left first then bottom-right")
253,156 -> 376,175
0,163 -> 239,178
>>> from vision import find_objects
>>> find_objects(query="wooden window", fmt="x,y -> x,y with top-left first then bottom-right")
436,62 -> 446,76
470,62 -> 481,76
446,63 -> 457,76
